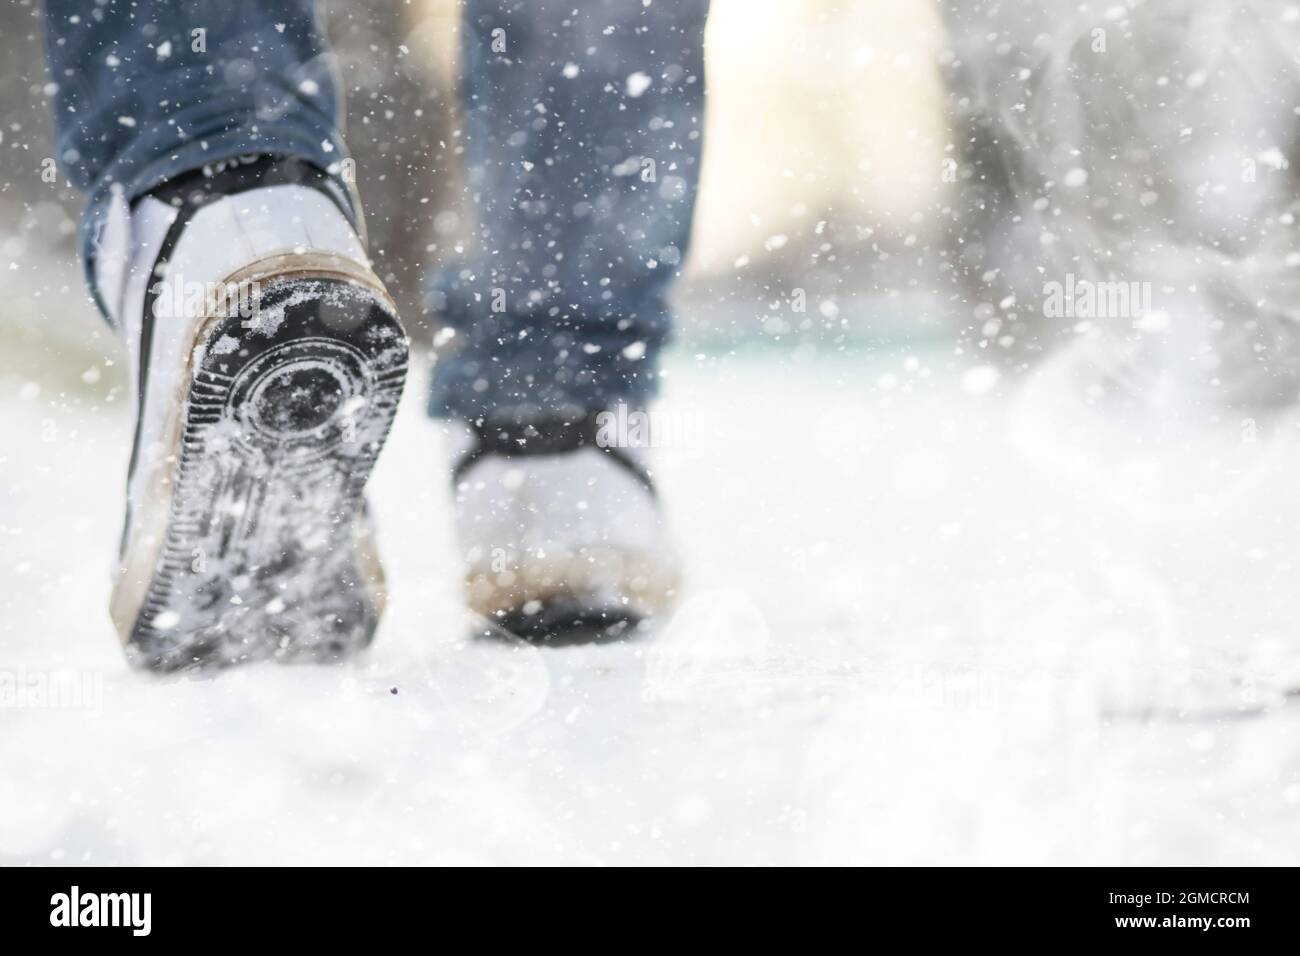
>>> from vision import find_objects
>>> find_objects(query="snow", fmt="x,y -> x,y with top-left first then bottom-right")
3,345 -> 1299,865
625,72 -> 652,98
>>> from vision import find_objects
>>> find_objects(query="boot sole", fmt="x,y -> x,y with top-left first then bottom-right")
480,598 -> 645,646
111,256 -> 407,671
464,547 -> 678,645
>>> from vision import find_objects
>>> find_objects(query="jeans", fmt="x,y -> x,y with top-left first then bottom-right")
43,0 -> 709,421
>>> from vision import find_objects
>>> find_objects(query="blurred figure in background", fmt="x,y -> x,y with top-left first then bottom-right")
938,0 -> 1300,411
43,0 -> 707,668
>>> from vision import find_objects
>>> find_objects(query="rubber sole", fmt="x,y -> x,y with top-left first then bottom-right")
114,270 -> 407,671
462,544 -> 678,646
481,598 -> 646,646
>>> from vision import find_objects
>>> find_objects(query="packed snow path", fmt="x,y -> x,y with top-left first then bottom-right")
3,347 -> 1299,864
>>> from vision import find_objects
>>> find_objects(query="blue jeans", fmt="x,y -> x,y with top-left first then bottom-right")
43,0 -> 709,421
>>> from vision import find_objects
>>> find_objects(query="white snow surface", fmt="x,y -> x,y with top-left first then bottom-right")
2,346 -> 1300,865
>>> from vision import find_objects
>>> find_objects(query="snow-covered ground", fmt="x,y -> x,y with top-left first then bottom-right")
3,341 -> 1300,865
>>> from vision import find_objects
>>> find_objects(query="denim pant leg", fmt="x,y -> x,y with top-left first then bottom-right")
43,0 -> 356,320
428,0 -> 710,422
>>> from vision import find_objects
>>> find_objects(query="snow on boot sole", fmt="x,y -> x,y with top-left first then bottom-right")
110,253 -> 407,671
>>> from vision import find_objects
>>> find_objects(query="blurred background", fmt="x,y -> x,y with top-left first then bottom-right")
4,0 -> 1300,865
2,0 -> 960,367
9,0 -> 1300,398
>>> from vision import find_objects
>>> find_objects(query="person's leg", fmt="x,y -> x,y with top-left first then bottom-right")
43,0 -> 358,319
429,0 -> 710,422
433,0 -> 710,640
43,1 -> 408,670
